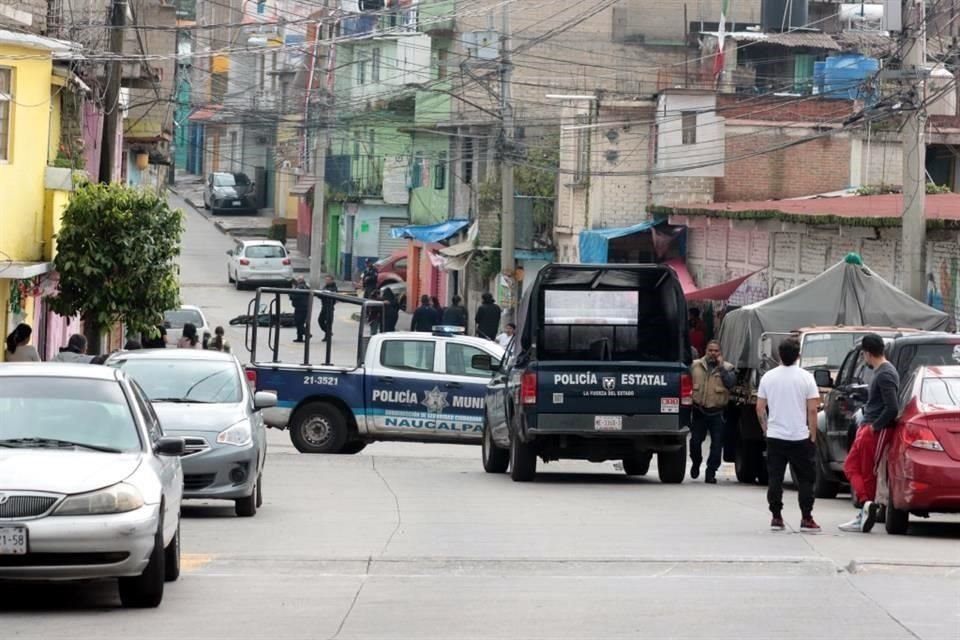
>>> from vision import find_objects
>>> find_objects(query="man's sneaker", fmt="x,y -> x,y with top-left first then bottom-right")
705,474 -> 717,484
800,517 -> 822,533
770,515 -> 785,531
861,501 -> 879,533
690,464 -> 700,480
838,512 -> 864,532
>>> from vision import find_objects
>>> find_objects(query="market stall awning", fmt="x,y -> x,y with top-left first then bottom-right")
578,219 -> 672,263
429,223 -> 478,271
391,219 -> 471,243
664,259 -> 765,302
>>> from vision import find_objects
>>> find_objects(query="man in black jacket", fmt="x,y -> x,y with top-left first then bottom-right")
410,295 -> 440,332
441,295 -> 468,329
289,277 -> 309,342
840,333 -> 900,533
475,292 -> 502,340
361,260 -> 379,299
318,275 -> 338,342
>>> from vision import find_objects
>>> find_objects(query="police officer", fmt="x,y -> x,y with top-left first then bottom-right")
689,340 -> 736,484
289,276 -> 309,343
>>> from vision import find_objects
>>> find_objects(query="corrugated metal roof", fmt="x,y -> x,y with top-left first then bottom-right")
0,29 -> 79,52
717,30 -> 842,50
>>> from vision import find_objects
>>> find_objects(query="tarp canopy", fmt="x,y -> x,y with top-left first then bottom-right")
718,257 -> 950,369
664,259 -> 765,302
428,223 -> 478,272
391,219 -> 470,243
578,220 -> 661,263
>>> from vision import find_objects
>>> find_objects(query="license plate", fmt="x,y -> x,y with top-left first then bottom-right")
232,200 -> 241,206
594,415 -> 622,431
661,398 -> 680,414
0,526 -> 28,555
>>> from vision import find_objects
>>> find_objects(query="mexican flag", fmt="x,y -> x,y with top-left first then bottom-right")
713,0 -> 729,77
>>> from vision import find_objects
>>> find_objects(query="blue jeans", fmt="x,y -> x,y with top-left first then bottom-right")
691,409 -> 725,476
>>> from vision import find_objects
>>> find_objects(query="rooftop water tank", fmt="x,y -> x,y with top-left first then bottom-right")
823,54 -> 879,101
927,64 -> 957,117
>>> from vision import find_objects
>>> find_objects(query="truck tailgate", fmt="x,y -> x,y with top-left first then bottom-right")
535,362 -> 687,416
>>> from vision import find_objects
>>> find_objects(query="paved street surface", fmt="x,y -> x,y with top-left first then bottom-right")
3,195 -> 959,639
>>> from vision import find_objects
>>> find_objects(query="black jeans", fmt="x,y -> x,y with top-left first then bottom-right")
690,409 -> 724,476
766,437 -> 817,518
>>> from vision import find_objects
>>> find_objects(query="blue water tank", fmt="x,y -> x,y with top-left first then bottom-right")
823,54 -> 880,101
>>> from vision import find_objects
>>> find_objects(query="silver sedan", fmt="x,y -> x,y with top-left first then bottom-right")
0,363 -> 185,608
107,349 -> 276,517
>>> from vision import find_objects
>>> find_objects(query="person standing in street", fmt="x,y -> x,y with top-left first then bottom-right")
5,324 -> 41,362
319,275 -> 338,343
290,276 -> 309,343
756,337 -> 822,532
411,294 -> 440,332
839,334 -> 900,533
495,323 -> 516,348
361,260 -> 379,299
689,340 -> 735,484
207,326 -> 231,353
52,334 -> 94,363
442,295 -> 468,329
382,287 -> 400,332
178,323 -> 200,349
475,292 -> 502,340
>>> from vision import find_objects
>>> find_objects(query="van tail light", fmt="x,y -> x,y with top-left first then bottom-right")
902,420 -> 944,452
239,258 -> 250,266
680,373 -> 693,406
282,258 -> 291,266
521,371 -> 537,405
245,368 -> 257,388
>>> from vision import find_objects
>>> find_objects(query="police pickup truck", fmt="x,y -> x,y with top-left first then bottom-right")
244,287 -> 505,454
473,264 -> 693,483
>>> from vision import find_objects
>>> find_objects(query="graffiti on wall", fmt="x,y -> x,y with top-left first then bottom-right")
928,242 -> 960,330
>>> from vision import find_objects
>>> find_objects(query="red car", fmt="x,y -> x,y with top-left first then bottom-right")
355,250 -> 407,290
882,365 -> 960,534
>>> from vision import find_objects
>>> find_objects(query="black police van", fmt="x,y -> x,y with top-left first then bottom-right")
473,264 -> 693,482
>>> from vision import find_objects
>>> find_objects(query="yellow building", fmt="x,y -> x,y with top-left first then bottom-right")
0,30 -> 83,360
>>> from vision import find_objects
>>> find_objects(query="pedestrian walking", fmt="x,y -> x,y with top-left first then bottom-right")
52,334 -> 94,363
475,292 -> 502,340
178,323 -> 200,348
5,323 -> 41,362
318,275 -> 338,342
289,276 -> 309,343
361,260 -> 379,299
495,323 -> 516,348
839,334 -> 900,533
441,295 -> 468,329
382,287 -> 400,332
367,290 -> 383,335
689,340 -> 735,484
431,296 -> 443,317
756,336 -> 821,532
207,326 -> 231,353
411,295 -> 440,332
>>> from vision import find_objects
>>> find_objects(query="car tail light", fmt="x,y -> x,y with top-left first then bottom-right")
902,420 -> 945,452
282,258 -> 291,266
245,368 -> 257,388
239,258 -> 250,266
680,373 -> 693,406
521,371 -> 537,405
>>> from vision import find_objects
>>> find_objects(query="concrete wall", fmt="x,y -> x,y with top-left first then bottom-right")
656,92 -> 725,178
409,133 -> 451,224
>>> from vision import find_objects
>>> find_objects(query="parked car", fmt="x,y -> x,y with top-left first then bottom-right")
814,333 -> 960,498
354,250 -> 407,291
107,349 -> 276,517
203,171 -> 255,214
227,240 -> 294,290
163,305 -> 211,346
879,365 -> 960,534
0,363 -> 185,608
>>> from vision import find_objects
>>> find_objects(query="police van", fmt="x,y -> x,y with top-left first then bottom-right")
244,288 -> 504,454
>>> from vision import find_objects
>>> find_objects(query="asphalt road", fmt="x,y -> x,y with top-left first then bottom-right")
3,195 -> 959,639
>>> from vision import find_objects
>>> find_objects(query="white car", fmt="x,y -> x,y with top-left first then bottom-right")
0,364 -> 185,608
227,240 -> 294,290
163,305 -> 211,347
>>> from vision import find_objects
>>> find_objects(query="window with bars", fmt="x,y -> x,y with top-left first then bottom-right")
573,113 -> 589,183
0,68 -> 12,161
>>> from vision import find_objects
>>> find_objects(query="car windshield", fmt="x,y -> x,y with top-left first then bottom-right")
114,359 -> 242,403
0,377 -> 141,452
164,308 -> 204,329
921,377 -> 960,406
245,245 -> 286,259
800,333 -> 873,370
213,174 -> 236,187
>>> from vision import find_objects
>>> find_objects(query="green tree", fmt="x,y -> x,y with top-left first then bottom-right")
51,182 -> 184,338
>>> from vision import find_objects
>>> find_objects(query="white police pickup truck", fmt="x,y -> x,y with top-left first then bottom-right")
243,288 -> 505,453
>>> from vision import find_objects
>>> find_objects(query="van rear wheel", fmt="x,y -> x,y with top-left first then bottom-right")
622,452 -> 652,476
509,434 -> 537,482
657,442 -> 687,484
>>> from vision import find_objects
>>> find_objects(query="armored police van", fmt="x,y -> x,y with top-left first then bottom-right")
473,264 -> 692,482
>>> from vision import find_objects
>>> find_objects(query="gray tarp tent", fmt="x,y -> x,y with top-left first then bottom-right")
719,257 -> 950,369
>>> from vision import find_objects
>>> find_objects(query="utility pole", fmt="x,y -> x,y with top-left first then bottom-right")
99,0 -> 126,184
901,0 -> 927,301
499,3 -> 516,317
309,15 -> 330,288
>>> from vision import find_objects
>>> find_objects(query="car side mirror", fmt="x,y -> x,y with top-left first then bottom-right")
813,369 -> 833,388
155,436 -> 185,456
254,391 -> 278,410
471,354 -> 494,371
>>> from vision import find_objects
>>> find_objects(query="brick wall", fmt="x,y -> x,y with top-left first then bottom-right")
716,94 -> 855,122
650,176 -> 713,207
715,126 -> 853,201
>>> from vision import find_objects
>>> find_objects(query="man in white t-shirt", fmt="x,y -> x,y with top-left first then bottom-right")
756,336 -> 822,533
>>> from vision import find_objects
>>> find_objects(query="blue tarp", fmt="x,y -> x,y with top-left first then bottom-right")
391,219 -> 471,243
578,219 -> 663,263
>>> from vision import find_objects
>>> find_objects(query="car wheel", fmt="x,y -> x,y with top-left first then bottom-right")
118,517 -> 165,608
256,472 -> 263,508
289,402 -> 349,454
509,432 -> 537,482
622,452 -> 652,476
235,477 -> 258,517
164,521 -> 181,582
482,421 -> 509,474
885,487 -> 909,535
657,442 -> 687,484
340,441 -> 368,455
813,446 -> 839,499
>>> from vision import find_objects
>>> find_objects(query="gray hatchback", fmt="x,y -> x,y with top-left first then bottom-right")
107,349 -> 276,517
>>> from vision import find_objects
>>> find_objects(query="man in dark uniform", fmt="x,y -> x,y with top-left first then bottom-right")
318,275 -> 338,342
289,276 -> 309,343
